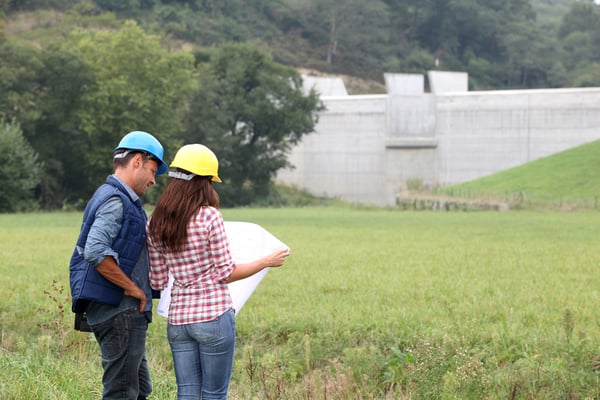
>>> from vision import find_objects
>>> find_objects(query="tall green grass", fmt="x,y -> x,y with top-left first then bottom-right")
2,208 -> 600,398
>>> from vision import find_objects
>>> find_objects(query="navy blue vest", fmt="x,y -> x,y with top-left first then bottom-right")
69,176 -> 147,313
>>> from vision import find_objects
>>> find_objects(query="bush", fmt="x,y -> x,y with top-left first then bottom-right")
0,119 -> 42,212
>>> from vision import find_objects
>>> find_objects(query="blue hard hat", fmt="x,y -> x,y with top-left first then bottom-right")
114,131 -> 167,175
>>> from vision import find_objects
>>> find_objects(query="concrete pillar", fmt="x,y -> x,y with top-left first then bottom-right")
427,71 -> 468,93
384,73 -> 424,95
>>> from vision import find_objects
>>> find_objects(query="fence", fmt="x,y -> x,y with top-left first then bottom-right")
396,189 -> 600,211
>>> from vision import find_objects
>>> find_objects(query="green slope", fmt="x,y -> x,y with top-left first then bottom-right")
444,139 -> 600,198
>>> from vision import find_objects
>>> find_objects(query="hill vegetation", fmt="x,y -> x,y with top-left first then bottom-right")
3,0 -> 600,91
532,0 -> 575,29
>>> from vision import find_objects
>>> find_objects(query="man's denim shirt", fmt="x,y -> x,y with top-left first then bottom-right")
82,174 -> 153,325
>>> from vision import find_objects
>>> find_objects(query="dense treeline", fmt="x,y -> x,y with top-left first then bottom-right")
3,0 -> 599,88
0,20 -> 321,211
1,0 -> 599,211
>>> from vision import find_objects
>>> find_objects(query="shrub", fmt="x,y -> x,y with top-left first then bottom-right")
0,119 -> 42,212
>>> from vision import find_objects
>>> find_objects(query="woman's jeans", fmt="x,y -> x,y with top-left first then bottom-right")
167,309 -> 236,400
91,308 -> 152,400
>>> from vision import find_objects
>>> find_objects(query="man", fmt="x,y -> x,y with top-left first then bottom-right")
69,131 -> 168,400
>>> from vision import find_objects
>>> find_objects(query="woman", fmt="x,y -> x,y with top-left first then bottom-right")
147,144 -> 290,399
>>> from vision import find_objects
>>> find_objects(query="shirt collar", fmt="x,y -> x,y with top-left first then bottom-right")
111,174 -> 140,204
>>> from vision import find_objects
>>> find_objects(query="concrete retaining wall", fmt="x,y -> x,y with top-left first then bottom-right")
278,73 -> 600,206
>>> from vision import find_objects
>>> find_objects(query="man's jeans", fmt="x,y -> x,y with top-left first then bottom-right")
91,308 -> 152,400
167,309 -> 236,400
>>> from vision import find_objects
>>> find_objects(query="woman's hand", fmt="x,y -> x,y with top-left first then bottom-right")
226,247 -> 291,283
264,248 -> 291,268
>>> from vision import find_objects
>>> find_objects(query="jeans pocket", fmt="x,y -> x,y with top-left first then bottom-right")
167,324 -> 182,342
92,315 -> 128,360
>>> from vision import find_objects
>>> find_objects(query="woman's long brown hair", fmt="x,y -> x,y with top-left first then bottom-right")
148,172 -> 220,252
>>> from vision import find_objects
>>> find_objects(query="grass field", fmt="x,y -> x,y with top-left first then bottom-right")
2,207 -> 600,399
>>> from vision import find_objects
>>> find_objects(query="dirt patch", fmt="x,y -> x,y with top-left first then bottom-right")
4,10 -> 63,36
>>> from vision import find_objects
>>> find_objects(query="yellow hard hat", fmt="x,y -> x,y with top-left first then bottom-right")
169,144 -> 222,183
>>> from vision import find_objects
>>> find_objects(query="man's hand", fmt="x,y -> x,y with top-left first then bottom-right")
96,256 -> 146,312
124,285 -> 147,312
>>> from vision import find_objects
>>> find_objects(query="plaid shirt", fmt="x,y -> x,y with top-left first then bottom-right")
148,206 -> 235,325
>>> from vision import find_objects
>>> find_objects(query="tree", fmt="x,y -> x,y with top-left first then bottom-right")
0,35 -> 45,135
573,63 -> 600,87
24,43 -> 97,209
289,0 -> 390,79
0,119 -> 42,212
56,20 -> 197,204
183,43 -> 323,206
558,2 -> 599,39
555,2 -> 600,85
559,31 -> 593,71
502,20 -> 552,88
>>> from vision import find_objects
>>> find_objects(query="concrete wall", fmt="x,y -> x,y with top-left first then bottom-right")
279,95 -> 388,204
277,73 -> 600,206
435,88 -> 600,185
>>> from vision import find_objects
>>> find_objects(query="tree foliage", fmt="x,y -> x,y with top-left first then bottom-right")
55,21 -> 197,202
558,2 -> 600,39
0,35 -> 44,134
4,0 -> 600,90
184,43 -> 323,206
0,119 -> 42,212
287,0 -> 389,79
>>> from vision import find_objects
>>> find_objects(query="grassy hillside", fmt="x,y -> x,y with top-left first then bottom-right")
442,139 -> 600,201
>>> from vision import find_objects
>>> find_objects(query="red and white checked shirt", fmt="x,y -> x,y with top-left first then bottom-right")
147,206 -> 236,325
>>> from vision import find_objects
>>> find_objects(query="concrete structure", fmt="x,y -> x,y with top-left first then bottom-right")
277,72 -> 600,206
427,71 -> 469,93
384,73 -> 424,95
302,76 -> 348,96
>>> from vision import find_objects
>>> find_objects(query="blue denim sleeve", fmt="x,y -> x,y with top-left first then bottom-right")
83,196 -> 123,267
